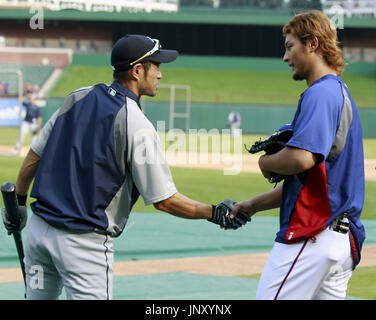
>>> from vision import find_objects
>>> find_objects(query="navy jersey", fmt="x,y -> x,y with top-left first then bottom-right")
23,100 -> 41,123
276,75 -> 365,267
30,81 -> 177,237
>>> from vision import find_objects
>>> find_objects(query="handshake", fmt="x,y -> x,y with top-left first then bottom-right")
208,199 -> 251,230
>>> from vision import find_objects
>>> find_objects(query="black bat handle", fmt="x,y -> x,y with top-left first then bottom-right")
1,182 -> 20,224
13,231 -> 26,284
1,182 -> 27,295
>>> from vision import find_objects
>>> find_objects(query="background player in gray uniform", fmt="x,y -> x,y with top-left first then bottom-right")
2,35 -> 247,300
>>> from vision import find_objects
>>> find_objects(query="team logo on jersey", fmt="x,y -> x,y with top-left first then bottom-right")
108,88 -> 117,96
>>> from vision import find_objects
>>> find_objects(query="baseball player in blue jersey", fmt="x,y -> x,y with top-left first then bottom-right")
230,11 -> 365,299
15,93 -> 42,153
1,35 -> 250,300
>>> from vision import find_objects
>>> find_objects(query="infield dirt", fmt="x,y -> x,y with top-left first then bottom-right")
0,245 -> 375,283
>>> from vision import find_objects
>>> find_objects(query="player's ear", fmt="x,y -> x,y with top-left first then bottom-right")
307,36 -> 319,53
130,63 -> 144,81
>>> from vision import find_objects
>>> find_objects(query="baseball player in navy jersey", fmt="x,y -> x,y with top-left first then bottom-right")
1,35 -> 249,300
15,93 -> 42,152
230,11 -> 365,299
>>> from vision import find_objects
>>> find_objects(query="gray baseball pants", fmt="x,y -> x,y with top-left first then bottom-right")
24,214 -> 114,300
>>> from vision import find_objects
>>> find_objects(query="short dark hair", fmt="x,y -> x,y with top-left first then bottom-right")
113,61 -> 152,82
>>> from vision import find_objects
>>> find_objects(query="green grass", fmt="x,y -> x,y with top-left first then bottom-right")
171,167 -> 279,213
132,166 -> 279,216
1,160 -> 374,219
342,74 -> 376,108
363,182 -> 376,220
155,68 -> 308,105
50,66 -> 112,97
363,138 -> 376,159
5,127 -> 376,157
132,166 -> 376,220
0,127 -> 32,147
50,65 -> 376,108
238,266 -> 376,299
161,131 -> 376,158
347,266 -> 376,299
4,126 -> 376,157
0,156 -> 24,205
1,127 -> 376,219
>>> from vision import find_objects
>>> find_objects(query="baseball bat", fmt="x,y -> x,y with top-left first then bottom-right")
1,182 -> 26,288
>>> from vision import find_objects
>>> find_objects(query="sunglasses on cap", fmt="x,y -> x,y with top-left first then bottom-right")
129,38 -> 161,67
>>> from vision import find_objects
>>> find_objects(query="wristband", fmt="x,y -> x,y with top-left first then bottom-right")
17,194 -> 27,206
208,205 -> 215,221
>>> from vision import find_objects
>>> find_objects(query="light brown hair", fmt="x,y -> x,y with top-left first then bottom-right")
283,10 -> 345,76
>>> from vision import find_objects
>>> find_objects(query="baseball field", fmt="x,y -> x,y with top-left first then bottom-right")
0,60 -> 375,300
51,62 -> 376,107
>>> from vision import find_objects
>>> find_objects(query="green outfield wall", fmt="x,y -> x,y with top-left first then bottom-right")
42,98 -> 376,138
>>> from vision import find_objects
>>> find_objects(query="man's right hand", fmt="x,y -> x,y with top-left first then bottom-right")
1,206 -> 28,235
209,199 -> 251,230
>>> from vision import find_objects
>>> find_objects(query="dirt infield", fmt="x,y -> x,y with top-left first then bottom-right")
114,244 -> 376,276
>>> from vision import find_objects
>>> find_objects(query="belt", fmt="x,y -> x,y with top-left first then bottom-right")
328,212 -> 350,234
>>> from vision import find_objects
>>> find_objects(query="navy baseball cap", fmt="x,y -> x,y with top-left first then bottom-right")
111,34 -> 179,72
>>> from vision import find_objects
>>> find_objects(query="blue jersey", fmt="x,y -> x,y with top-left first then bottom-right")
276,75 -> 365,267
23,100 -> 41,123
30,81 -> 177,237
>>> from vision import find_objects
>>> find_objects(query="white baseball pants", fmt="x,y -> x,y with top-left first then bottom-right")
15,121 -> 39,150
24,214 -> 114,300
256,228 -> 353,300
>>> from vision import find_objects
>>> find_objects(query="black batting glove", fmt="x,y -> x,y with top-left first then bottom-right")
208,199 -> 251,230
1,206 -> 28,235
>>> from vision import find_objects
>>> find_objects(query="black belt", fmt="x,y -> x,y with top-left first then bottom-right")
329,212 -> 350,234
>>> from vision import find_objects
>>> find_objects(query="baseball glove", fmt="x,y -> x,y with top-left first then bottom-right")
246,126 -> 293,184
209,199 -> 251,230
